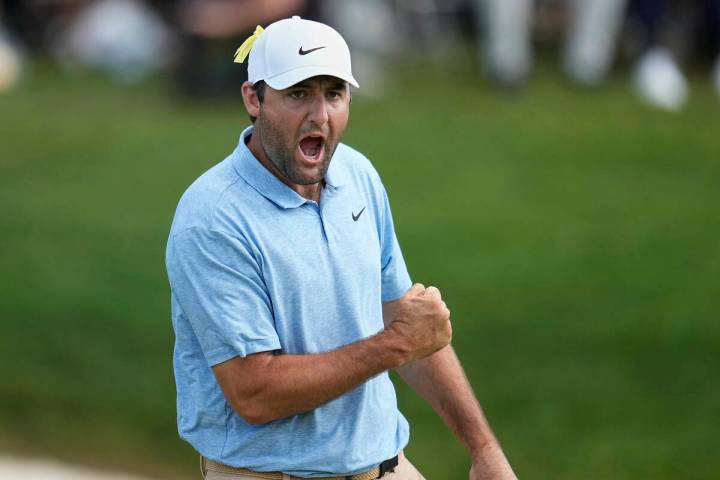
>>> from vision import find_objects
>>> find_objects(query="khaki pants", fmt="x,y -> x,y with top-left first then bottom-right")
201,452 -> 426,480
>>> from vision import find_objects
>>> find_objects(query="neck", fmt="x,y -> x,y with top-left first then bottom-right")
247,129 -> 322,203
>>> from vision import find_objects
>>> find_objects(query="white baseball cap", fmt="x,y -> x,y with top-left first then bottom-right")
244,16 -> 359,90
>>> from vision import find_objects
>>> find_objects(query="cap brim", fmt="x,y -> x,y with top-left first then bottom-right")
263,66 -> 359,90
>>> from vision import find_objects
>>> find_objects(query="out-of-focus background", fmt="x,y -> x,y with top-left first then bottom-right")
1,0 -> 719,479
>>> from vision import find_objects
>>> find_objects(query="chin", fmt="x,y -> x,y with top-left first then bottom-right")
291,170 -> 327,186
288,156 -> 331,185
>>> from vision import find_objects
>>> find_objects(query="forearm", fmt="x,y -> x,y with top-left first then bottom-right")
215,330 -> 409,424
397,346 -> 498,456
398,346 -> 516,478
217,284 -> 450,424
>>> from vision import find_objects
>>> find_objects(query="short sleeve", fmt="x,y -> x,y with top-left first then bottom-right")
378,187 -> 412,301
166,227 -> 281,366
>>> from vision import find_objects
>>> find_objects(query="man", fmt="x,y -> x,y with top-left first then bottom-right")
166,16 -> 517,480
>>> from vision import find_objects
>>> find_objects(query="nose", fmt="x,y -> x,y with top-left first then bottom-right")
307,94 -> 329,126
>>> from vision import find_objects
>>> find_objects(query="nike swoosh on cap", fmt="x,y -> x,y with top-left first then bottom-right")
298,46 -> 326,55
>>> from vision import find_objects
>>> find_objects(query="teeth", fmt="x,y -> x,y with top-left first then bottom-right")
300,137 -> 322,158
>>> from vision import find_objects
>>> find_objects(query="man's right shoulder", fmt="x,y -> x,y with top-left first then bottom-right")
169,155 -> 247,236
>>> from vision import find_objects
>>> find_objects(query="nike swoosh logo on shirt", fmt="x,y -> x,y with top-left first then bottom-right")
352,207 -> 366,222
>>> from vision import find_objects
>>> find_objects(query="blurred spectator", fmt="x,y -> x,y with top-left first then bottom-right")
51,0 -> 173,83
477,0 -> 627,87
3,0 -> 720,106
477,0 -> 533,87
174,0 -> 313,97
320,0 -> 406,96
630,0 -> 720,110
563,0 -> 628,86
1,0 -> 52,49
0,0 -> 314,93
372,0 -> 626,89
631,0 -> 688,110
711,0 -> 720,97
178,0 -> 305,39
0,8 -> 23,92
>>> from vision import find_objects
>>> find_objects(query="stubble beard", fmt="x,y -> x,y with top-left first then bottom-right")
255,114 -> 338,186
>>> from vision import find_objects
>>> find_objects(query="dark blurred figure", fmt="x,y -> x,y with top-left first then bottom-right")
631,0 -> 688,109
0,0 -> 25,92
1,0 -> 51,49
630,0 -> 720,110
174,0 -> 316,97
709,0 -> 720,95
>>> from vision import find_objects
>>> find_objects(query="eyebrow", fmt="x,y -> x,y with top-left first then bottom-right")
327,81 -> 348,90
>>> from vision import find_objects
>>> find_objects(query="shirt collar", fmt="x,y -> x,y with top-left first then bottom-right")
232,126 -> 348,209
324,147 -> 349,188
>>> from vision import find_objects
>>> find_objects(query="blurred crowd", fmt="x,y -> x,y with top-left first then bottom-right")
1,0 -> 719,110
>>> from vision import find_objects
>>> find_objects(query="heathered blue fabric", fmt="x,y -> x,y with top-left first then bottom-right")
165,126 -> 412,477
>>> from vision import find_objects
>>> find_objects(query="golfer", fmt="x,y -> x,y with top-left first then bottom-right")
166,16 -> 516,480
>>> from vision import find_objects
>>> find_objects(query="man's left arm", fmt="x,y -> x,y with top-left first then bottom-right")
383,300 -> 518,480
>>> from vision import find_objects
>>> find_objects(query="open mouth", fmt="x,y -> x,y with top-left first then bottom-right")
298,135 -> 324,162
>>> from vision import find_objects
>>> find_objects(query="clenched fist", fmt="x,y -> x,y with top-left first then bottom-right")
386,283 -> 452,364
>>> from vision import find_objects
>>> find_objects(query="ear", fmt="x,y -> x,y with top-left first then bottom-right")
241,81 -> 261,118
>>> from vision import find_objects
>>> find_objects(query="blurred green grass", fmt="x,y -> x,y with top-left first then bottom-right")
1,63 -> 719,479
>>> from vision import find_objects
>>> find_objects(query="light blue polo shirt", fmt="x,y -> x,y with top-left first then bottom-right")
165,126 -> 412,477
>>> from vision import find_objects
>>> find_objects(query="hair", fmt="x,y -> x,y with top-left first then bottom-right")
249,81 -> 266,124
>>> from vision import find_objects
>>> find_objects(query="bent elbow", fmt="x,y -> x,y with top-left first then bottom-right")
230,398 -> 275,425
240,409 -> 273,425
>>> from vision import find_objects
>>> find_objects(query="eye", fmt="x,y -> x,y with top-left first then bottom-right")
289,90 -> 306,100
327,90 -> 343,101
